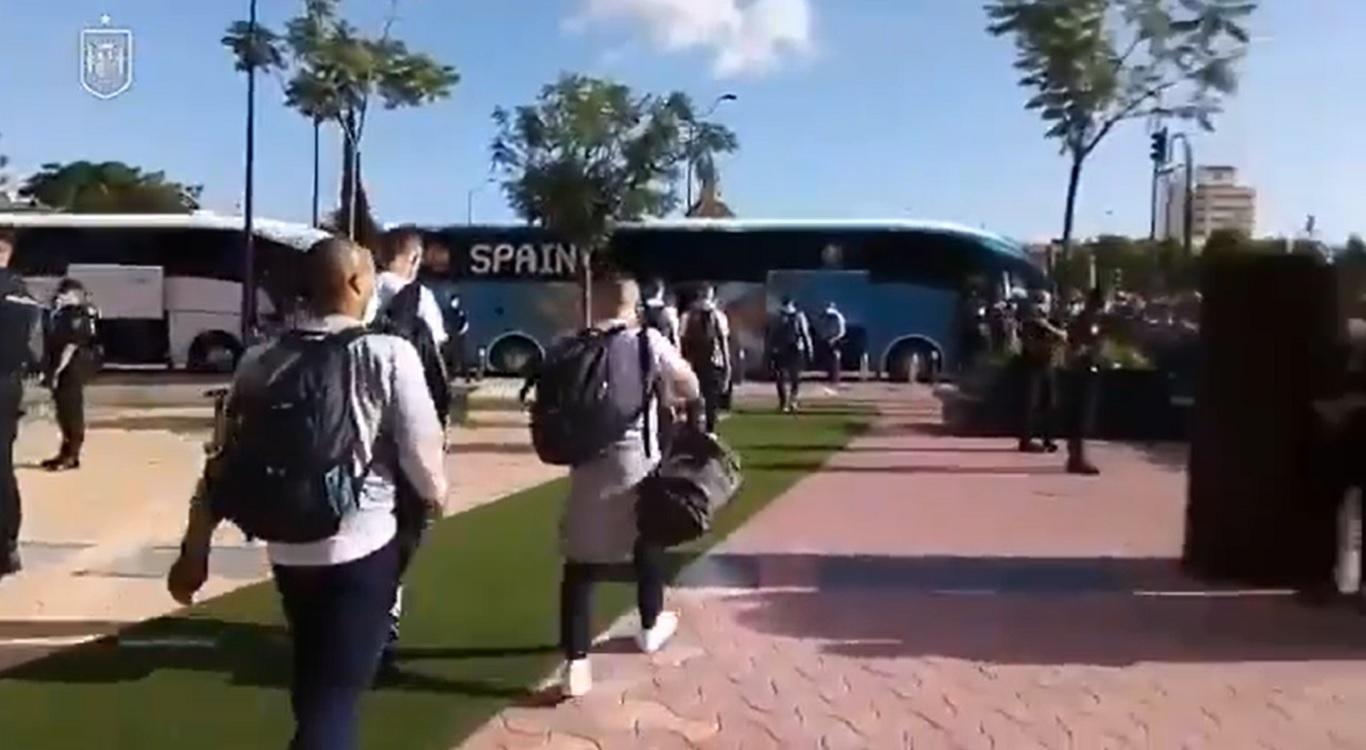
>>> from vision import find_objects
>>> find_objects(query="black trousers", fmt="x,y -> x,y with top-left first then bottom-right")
560,541 -> 665,661
689,371 -> 727,433
0,375 -> 21,556
1019,363 -> 1058,446
53,369 -> 86,460
273,538 -> 399,750
773,357 -> 804,410
1064,367 -> 1099,461
826,341 -> 843,384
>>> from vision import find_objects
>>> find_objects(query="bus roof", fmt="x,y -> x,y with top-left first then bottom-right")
629,217 -> 1032,262
0,211 -> 327,250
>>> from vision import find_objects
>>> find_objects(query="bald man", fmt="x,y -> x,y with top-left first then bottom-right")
169,237 -> 448,750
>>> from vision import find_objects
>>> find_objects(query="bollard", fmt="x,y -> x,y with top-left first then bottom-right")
860,352 -> 871,382
734,349 -> 747,386
476,346 -> 488,382
1338,488 -> 1362,594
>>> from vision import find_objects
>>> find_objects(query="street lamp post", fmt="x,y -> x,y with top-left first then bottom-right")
241,0 -> 259,343
1167,132 -> 1195,259
685,93 -> 737,214
467,177 -> 495,225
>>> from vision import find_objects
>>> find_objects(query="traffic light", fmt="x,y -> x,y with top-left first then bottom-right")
1150,128 -> 1169,165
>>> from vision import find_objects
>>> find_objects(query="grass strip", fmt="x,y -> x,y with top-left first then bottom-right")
0,407 -> 869,750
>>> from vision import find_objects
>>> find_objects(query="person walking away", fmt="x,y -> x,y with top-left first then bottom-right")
640,279 -> 680,348
370,227 -> 453,671
1063,287 -> 1105,475
41,279 -> 99,472
680,284 -> 731,434
1018,289 -> 1067,453
0,228 -> 42,578
168,237 -> 447,750
418,240 -> 471,381
552,277 -> 701,697
820,302 -> 848,384
768,297 -> 813,413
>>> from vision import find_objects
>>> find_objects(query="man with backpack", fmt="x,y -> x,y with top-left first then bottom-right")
529,277 -> 700,698
768,297 -> 813,413
41,278 -> 100,472
679,284 -> 731,435
168,237 -> 447,750
820,301 -> 848,385
640,279 -> 680,348
370,227 -> 454,671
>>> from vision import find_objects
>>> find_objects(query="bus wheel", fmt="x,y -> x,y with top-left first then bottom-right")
488,336 -> 542,376
188,332 -> 243,374
886,340 -> 941,384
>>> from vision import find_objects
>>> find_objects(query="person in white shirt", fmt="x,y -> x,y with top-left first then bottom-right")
679,284 -> 732,434
559,277 -> 700,698
168,237 -> 447,750
821,301 -> 848,384
369,226 -> 448,349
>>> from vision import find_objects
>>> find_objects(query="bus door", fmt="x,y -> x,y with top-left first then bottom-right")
767,270 -> 871,374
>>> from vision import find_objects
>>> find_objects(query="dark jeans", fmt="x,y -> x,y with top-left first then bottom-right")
1019,363 -> 1058,446
446,335 -> 470,381
773,357 -> 804,411
692,372 -> 727,433
560,541 -> 665,661
1064,367 -> 1099,461
53,369 -> 86,460
0,375 -> 21,556
273,538 -> 400,750
826,341 -> 843,384
386,487 -> 431,651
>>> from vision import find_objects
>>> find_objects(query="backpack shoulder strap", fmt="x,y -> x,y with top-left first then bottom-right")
638,328 -> 657,459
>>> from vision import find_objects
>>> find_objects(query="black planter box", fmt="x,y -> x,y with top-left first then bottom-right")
943,362 -> 1185,442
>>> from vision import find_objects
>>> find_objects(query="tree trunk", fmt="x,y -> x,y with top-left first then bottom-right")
1061,153 -> 1095,291
340,134 -> 359,240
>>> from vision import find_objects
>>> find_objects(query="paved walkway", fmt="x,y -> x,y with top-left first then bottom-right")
0,404 -> 563,671
466,395 -> 1366,749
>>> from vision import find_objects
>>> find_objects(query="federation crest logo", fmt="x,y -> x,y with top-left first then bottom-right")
80,15 -> 134,100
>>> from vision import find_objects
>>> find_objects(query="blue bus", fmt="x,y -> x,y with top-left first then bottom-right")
417,219 -> 1044,380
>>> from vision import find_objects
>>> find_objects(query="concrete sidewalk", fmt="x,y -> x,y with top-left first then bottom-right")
0,404 -> 564,671
465,397 -> 1366,749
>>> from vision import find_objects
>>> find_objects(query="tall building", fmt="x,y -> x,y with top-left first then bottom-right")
1161,165 -> 1257,246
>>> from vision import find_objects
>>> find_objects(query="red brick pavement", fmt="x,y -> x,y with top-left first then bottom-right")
464,395 -> 1366,750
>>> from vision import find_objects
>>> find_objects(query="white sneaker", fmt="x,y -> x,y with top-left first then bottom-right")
636,611 -> 679,654
560,658 -> 592,698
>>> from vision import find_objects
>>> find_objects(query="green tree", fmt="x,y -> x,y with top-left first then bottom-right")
0,134 -> 10,195
986,0 -> 1256,285
223,0 -> 458,245
491,74 -> 736,322
19,161 -> 202,213
1203,227 -> 1248,255
1344,234 -> 1366,258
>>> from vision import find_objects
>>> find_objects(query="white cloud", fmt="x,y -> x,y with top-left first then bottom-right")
572,0 -> 813,78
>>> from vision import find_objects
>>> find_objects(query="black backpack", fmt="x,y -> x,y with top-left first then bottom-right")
641,302 -> 676,344
376,283 -> 451,424
637,425 -> 743,547
772,311 -> 806,357
205,329 -> 370,544
530,326 -> 654,466
682,308 -> 726,372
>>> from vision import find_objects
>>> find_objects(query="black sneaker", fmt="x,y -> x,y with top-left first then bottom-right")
1043,441 -> 1060,454
1018,441 -> 1045,454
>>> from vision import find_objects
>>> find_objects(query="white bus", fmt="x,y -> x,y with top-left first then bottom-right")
0,212 -> 326,372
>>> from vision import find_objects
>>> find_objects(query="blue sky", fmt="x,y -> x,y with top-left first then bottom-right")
0,0 -> 1361,242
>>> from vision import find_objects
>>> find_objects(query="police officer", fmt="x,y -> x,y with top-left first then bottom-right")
42,279 -> 99,472
0,228 -> 42,577
1018,289 -> 1066,453
1063,287 -> 1105,475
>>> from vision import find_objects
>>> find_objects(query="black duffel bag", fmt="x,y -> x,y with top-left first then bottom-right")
637,425 -> 743,547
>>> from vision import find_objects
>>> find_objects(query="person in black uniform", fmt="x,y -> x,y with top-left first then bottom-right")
1018,289 -> 1067,453
42,279 -> 99,472
0,228 -> 43,578
1063,287 -> 1105,475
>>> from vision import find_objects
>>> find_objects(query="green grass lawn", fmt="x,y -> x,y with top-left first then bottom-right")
0,408 -> 868,750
